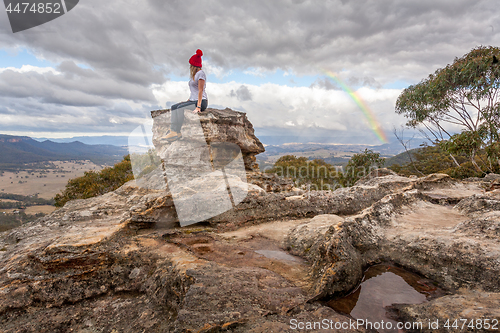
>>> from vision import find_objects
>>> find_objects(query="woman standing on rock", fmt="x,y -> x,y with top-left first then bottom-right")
162,49 -> 208,142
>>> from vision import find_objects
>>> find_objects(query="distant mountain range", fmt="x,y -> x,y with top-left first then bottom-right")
23,133 -> 424,171
34,135 -> 130,147
261,141 -> 407,157
0,134 -> 128,170
33,132 -> 426,154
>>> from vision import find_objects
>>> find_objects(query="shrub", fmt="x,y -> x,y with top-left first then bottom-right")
339,149 -> 385,187
389,144 -> 498,179
265,155 -> 341,190
54,155 -> 133,207
265,149 -> 384,190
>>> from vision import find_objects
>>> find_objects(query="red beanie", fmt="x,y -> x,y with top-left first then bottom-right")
189,49 -> 203,68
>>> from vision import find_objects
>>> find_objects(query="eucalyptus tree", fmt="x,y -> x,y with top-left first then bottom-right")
396,46 -> 500,173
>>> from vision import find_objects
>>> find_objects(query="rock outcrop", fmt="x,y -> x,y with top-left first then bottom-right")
151,108 -> 265,172
1,108 -> 500,332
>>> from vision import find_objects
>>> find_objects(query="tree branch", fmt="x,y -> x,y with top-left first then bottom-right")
393,127 -> 424,176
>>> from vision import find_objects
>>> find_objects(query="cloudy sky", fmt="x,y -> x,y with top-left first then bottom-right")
0,0 -> 499,145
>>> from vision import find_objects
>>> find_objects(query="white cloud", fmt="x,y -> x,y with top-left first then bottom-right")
153,80 -> 405,139
203,61 -> 232,80
1,0 -> 498,140
0,65 -> 59,74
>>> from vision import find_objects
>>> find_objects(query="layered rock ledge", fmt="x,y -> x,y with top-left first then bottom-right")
1,108 -> 499,332
151,107 -> 265,172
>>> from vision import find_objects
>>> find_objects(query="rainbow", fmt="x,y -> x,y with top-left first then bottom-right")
322,69 -> 388,144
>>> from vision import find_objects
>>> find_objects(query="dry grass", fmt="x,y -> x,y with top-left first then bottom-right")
24,205 -> 57,214
0,161 -> 102,200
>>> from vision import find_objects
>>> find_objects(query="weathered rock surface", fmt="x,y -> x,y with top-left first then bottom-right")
394,291 -> 500,333
284,173 -> 500,330
151,108 -> 265,172
0,183 -> 366,332
1,109 -> 500,332
2,170 -> 499,332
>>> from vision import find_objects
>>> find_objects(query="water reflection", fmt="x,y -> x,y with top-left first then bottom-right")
328,264 -> 444,333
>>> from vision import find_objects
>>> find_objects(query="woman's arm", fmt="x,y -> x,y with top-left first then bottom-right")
194,79 -> 205,112
197,79 -> 205,105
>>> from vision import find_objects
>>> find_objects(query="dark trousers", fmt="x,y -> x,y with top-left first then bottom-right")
170,99 -> 208,132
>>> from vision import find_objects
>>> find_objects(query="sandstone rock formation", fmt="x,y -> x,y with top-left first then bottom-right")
151,108 -> 265,172
1,108 -> 499,332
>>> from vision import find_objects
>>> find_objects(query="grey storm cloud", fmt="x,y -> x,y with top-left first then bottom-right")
0,0 -> 499,137
347,77 -> 382,89
230,85 -> 253,101
0,95 -> 156,134
310,78 -> 340,90
1,0 -> 498,83
311,76 -> 381,90
0,61 -> 156,107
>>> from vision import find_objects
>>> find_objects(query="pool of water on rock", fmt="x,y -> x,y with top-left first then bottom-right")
327,263 -> 445,333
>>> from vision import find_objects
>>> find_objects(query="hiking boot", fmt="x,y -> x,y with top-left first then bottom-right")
160,131 -> 181,143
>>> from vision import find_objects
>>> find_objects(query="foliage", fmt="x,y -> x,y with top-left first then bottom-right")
54,155 -> 133,207
265,149 -> 384,189
389,145 -> 466,176
130,149 -> 162,179
384,150 -> 414,168
265,155 -> 341,190
388,144 -> 497,179
441,160 -> 485,179
395,46 -> 500,172
339,149 -> 385,187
